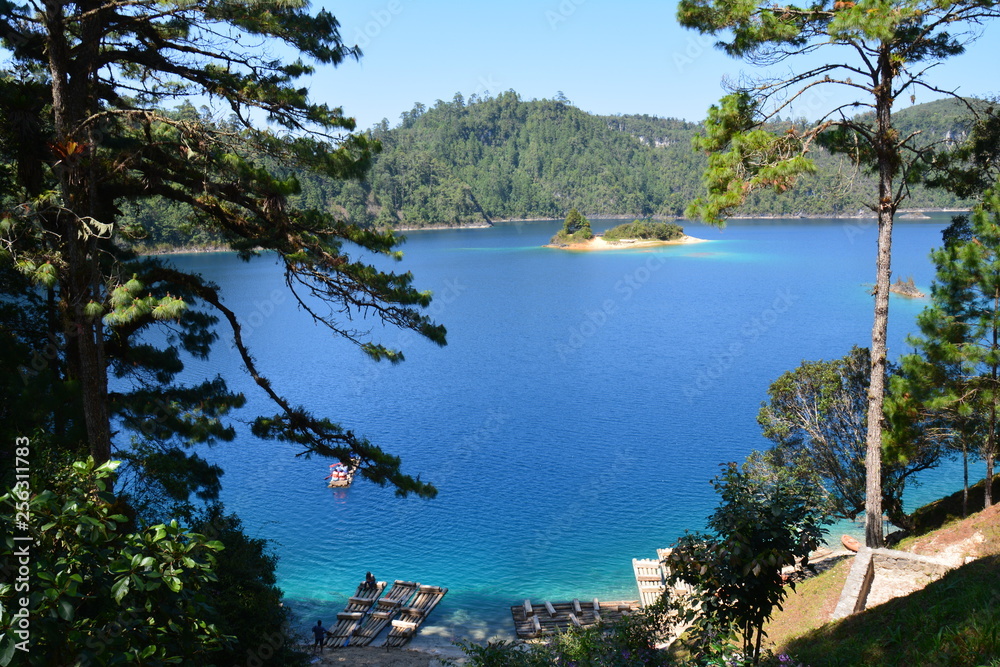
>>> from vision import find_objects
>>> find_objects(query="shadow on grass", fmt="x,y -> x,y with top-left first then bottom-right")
784,555 -> 1000,667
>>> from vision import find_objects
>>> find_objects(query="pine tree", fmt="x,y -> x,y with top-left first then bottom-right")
676,0 -> 1000,547
0,0 -> 444,498
562,208 -> 593,237
891,189 -> 1000,510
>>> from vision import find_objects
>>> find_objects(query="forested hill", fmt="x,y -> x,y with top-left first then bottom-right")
134,94 -> 980,247
293,92 -> 975,229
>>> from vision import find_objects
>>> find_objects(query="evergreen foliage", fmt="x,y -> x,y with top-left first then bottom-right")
675,0 -> 1000,549
549,207 -> 594,244
0,0 -> 444,498
756,347 -> 942,529
0,2 -> 445,663
603,220 -> 685,242
890,185 -> 1000,510
219,94 -> 971,232
666,463 -> 831,666
99,95 -> 980,244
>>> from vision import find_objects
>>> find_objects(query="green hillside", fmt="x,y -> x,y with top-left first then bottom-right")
131,95 -> 979,248
302,93 -> 974,229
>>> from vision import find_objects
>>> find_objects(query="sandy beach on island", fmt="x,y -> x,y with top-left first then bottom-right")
544,233 -> 708,251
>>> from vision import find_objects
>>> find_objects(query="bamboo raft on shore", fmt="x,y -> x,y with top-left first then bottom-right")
348,580 -> 420,647
633,558 -> 667,607
383,584 -> 449,648
324,580 -> 386,648
510,598 -> 640,638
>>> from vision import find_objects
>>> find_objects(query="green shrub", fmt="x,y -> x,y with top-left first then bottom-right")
456,600 -> 675,666
603,220 -> 684,242
549,208 -> 594,244
0,459 -> 228,664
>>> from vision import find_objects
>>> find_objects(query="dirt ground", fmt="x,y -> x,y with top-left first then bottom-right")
302,645 -> 467,666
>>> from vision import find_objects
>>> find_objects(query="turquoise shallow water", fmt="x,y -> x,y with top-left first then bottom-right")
156,217 -> 977,642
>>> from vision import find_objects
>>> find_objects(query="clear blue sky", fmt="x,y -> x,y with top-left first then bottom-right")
313,1 -> 998,131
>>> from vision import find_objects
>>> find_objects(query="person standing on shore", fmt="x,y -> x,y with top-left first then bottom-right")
312,620 -> 326,652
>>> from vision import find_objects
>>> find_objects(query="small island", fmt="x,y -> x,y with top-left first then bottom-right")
890,276 -> 926,298
545,209 -> 705,250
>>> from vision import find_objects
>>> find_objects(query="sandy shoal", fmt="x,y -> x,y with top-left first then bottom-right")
544,234 -> 708,251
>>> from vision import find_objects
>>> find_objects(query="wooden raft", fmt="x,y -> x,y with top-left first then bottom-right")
633,558 -> 667,607
327,457 -> 360,488
510,598 -> 639,638
382,584 -> 449,648
325,580 -> 386,648
348,580 -> 419,647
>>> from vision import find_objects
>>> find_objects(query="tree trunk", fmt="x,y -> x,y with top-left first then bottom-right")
77,318 -> 112,462
987,451 -> 995,509
46,0 -> 113,463
864,202 -> 893,547
986,398 -> 995,507
864,46 -> 896,549
962,444 -> 969,517
988,291 -> 998,509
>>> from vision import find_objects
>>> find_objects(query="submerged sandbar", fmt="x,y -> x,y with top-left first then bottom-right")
544,234 -> 708,251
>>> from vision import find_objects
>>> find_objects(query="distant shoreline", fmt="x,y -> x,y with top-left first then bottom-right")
544,234 -> 707,251
395,221 -> 493,231
395,208 -> 969,231
139,243 -> 234,256
141,210 -> 965,255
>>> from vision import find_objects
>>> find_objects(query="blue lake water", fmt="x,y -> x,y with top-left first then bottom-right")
159,216 -> 979,643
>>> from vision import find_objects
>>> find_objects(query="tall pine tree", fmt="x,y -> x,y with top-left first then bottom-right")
677,0 -> 1000,546
0,0 -> 445,499
891,188 -> 1000,510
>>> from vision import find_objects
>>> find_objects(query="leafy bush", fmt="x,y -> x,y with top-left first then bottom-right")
456,599 -> 675,666
603,220 -> 685,242
549,208 -> 595,244
667,463 -> 831,666
192,505 -> 306,666
0,459 -> 227,664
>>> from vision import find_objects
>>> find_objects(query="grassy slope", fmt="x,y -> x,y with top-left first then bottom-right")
763,480 -> 1000,667
785,554 -> 1000,666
